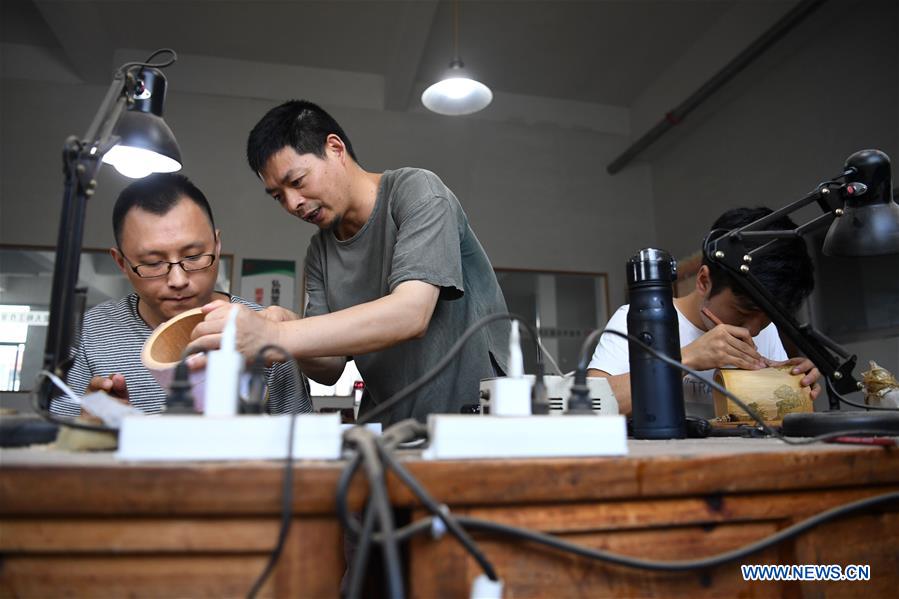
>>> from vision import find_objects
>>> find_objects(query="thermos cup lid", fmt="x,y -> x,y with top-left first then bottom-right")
627,248 -> 677,284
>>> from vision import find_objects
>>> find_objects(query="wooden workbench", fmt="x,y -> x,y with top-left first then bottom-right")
1,438 -> 897,597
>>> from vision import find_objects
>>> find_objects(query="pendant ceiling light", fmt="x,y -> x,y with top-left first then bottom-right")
421,0 -> 492,116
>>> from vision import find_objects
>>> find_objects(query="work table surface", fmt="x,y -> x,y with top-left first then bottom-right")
2,438 -> 897,515
2,437 -> 897,597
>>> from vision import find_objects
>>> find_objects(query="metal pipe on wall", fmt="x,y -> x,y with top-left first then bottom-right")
607,0 -> 827,175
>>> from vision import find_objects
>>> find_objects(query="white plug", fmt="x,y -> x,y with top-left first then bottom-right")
481,320 -> 531,416
204,306 -> 243,416
508,319 -> 524,377
470,574 -> 503,599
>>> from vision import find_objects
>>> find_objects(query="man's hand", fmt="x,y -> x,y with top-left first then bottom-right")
262,305 -> 300,323
188,300 -> 281,361
681,324 -> 767,372
768,356 -> 822,400
87,373 -> 130,404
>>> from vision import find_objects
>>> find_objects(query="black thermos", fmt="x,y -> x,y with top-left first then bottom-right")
627,248 -> 686,439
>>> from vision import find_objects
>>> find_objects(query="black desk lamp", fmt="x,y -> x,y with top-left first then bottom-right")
704,149 -> 899,435
40,49 -> 182,411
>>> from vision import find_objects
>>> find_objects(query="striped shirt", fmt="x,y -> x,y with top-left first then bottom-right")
50,293 -> 311,416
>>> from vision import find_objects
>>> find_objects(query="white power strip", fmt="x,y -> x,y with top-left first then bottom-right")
479,375 -> 619,415
117,413 -> 349,461
422,414 -> 628,460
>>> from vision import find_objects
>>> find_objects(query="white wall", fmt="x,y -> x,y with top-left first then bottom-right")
0,59 -> 652,307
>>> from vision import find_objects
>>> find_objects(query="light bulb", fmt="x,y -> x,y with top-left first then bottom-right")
102,145 -> 181,179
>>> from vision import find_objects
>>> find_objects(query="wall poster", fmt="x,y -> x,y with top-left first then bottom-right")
240,259 -> 296,311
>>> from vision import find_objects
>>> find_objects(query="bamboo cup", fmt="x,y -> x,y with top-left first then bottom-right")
141,307 -> 207,410
713,366 -> 813,422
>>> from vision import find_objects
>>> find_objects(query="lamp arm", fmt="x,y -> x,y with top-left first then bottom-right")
704,233 -> 860,409
733,187 -> 823,231
741,213 -> 837,257
82,69 -> 129,145
40,74 -> 130,409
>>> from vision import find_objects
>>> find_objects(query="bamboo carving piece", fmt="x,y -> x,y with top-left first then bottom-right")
141,307 -> 207,410
713,366 -> 813,422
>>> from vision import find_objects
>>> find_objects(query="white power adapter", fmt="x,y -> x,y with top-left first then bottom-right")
204,306 -> 243,416
481,320 -> 531,416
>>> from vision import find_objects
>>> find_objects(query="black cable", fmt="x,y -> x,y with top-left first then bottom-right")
346,498 -> 378,599
119,48 -> 178,71
598,329 -> 898,445
356,313 -> 542,425
379,418 -> 429,448
376,440 -> 500,582
336,452 -> 364,537
454,491 -> 899,572
254,343 -> 309,413
827,377 -> 899,412
338,420 -> 450,597
335,466 -> 899,580
336,420 -> 427,542
347,429 -> 404,599
362,489 -> 899,572
392,518 -> 433,544
246,345 -> 306,599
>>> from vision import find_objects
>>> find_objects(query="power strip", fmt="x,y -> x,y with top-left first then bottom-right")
117,414 -> 351,461
479,375 -> 619,415
422,414 -> 628,460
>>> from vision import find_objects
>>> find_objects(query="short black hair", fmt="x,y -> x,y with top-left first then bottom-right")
112,173 -> 215,247
246,100 -> 357,175
703,206 -> 814,314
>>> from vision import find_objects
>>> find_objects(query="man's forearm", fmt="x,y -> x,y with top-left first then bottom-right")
278,281 -> 439,360
298,356 -> 347,385
587,368 -> 632,415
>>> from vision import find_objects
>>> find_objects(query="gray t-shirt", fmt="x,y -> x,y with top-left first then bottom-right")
304,167 -> 509,425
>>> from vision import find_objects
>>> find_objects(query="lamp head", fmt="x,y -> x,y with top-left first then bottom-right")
101,66 -> 182,178
823,149 -> 899,256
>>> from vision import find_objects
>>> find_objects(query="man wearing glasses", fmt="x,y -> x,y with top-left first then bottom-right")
51,173 -> 309,415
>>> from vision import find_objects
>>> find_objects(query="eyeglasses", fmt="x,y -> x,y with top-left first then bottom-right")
122,253 -> 217,279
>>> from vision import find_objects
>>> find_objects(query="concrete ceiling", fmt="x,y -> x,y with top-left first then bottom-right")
3,0 -> 744,111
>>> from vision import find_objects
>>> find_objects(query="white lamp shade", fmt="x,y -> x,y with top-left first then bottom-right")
102,144 -> 182,179
422,66 -> 493,116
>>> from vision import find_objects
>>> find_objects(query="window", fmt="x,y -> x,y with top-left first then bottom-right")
494,268 -> 610,374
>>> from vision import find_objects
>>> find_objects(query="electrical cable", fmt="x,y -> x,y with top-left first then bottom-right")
336,452 -> 364,537
251,343 -> 311,414
246,344 -> 305,599
376,439 -> 500,582
345,427 -> 404,599
336,419 -> 427,541
595,329 -> 899,445
353,489 -> 899,574
337,420 -> 498,593
119,48 -> 178,71
356,313 -> 542,426
536,336 -> 565,376
826,377 -> 899,412
453,490 -> 899,572
345,497 -> 378,599
339,434 -> 898,584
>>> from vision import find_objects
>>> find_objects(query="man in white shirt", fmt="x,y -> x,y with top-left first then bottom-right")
588,207 -> 821,417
